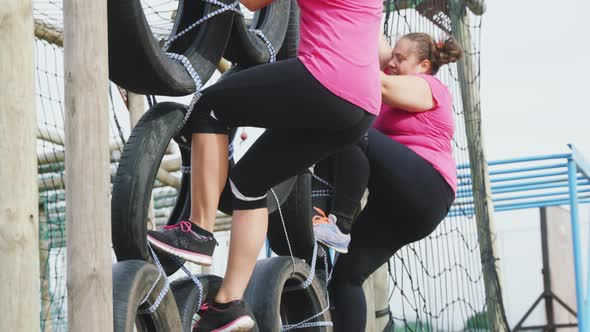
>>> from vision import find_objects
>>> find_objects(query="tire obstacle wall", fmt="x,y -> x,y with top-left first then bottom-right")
31,0 -> 494,331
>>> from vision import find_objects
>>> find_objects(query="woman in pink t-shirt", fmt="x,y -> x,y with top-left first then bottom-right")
312,33 -> 462,331
146,0 -> 383,330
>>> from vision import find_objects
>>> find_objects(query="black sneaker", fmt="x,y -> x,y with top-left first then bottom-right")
147,221 -> 216,266
193,300 -> 256,332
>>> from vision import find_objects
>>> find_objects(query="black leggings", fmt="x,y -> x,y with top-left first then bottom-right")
315,134 -> 369,233
329,128 -> 455,332
191,58 -> 375,210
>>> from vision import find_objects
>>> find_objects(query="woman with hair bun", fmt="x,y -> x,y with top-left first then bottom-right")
310,32 -> 463,331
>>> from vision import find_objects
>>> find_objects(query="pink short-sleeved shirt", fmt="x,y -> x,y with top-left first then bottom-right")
373,74 -> 457,192
296,0 -> 382,115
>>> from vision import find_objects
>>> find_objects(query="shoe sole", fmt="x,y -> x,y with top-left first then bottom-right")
212,316 -> 256,332
316,238 -> 348,254
147,235 -> 213,266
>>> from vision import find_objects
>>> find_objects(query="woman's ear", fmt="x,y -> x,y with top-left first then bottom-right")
419,59 -> 432,74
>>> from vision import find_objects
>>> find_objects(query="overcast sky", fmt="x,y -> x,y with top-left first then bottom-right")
480,0 -> 589,326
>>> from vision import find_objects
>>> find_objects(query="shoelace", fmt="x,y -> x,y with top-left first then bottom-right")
161,220 -> 193,233
198,302 -> 210,314
192,303 -> 211,330
161,221 -> 216,243
312,207 -> 332,226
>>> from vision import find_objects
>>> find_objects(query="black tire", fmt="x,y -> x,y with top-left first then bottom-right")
170,274 -> 222,332
267,172 -> 316,263
110,101 -> 226,275
108,0 -> 235,96
112,102 -> 188,275
112,101 -> 295,275
245,257 -> 331,332
166,146 -> 192,227
276,0 -> 300,60
113,260 -> 182,332
224,0 -> 290,66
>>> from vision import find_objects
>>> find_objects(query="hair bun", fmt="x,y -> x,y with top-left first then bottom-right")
436,38 -> 463,65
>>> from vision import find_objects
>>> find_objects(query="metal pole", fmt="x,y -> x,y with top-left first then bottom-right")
540,207 -> 556,332
0,1 -> 40,330
63,0 -> 113,329
567,158 -> 586,331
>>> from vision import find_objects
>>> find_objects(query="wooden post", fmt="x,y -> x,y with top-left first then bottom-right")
0,1 -> 40,331
217,58 -> 231,74
372,263 -> 391,331
39,209 -> 54,332
449,1 -> 509,331
127,92 -> 145,130
362,271 -> 377,331
63,0 -> 113,329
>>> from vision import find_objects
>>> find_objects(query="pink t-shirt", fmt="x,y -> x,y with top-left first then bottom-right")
296,0 -> 382,115
373,74 -> 457,192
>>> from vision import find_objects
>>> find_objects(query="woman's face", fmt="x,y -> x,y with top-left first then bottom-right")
386,38 -> 431,76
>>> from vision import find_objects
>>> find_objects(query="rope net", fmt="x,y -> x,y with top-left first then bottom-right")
32,0 -> 495,330
381,1 -> 490,331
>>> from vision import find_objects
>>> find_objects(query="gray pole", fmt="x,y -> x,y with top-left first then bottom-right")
0,1 -> 40,331
63,0 -> 113,329
449,1 -> 509,331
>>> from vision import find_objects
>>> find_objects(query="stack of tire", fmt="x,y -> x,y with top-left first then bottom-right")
108,0 -> 331,330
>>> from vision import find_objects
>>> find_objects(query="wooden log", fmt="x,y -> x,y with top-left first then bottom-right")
464,0 -> 486,15
161,154 -> 181,172
449,2 -> 507,331
0,1 -> 40,330
63,0 -> 113,328
37,125 -> 122,153
34,18 -> 63,46
127,92 -> 145,130
39,209 -> 54,332
217,58 -> 231,74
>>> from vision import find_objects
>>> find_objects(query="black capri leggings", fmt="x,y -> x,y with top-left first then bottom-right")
329,128 -> 455,332
191,58 -> 375,210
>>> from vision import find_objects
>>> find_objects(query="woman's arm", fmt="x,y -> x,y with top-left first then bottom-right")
240,0 -> 274,11
380,72 -> 435,112
378,35 -> 392,71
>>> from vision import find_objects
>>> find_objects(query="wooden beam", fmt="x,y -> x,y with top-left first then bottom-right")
34,18 -> 63,46
0,1 -> 40,330
37,124 -> 122,153
63,0 -> 113,329
127,92 -> 145,130
161,154 -> 181,172
217,58 -> 231,74
39,209 -> 54,332
449,1 -> 507,331
38,149 -> 66,165
464,0 -> 486,15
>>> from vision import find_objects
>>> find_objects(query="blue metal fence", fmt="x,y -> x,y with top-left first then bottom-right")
452,144 -> 590,330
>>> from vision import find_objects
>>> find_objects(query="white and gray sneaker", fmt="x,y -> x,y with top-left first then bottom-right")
312,207 -> 351,254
